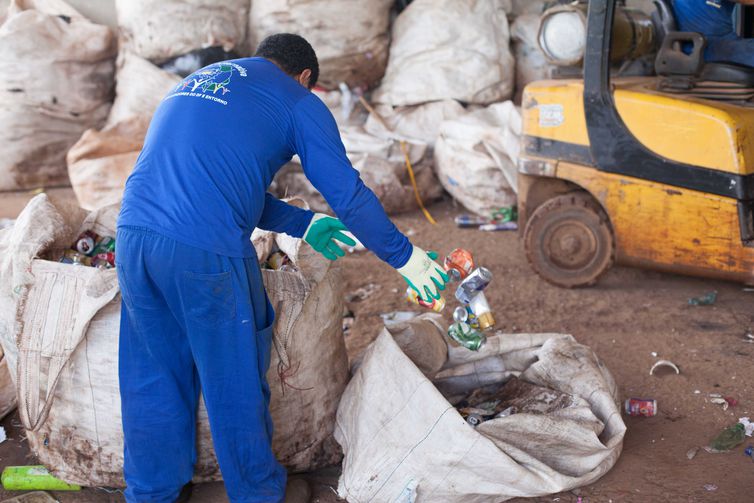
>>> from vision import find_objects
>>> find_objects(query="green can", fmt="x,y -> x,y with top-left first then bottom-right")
1,466 -> 81,491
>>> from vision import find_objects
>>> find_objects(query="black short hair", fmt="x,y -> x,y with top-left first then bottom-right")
255,33 -> 319,89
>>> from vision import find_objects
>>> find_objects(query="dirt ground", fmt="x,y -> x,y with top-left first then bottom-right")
1,191 -> 754,502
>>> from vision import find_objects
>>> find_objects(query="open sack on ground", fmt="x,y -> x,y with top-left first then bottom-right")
250,0 -> 392,89
335,323 -> 626,502
0,0 -> 115,191
373,0 -> 515,106
0,194 -> 348,486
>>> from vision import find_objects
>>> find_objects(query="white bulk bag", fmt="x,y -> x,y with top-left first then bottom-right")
0,194 -> 348,486
0,0 -> 115,191
511,14 -> 556,103
363,101 -> 466,147
116,0 -> 248,63
250,0 -> 393,89
373,0 -> 515,106
335,329 -> 626,502
67,53 -> 181,210
434,102 -> 522,217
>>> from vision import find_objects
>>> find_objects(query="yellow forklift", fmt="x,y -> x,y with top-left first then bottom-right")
518,0 -> 754,287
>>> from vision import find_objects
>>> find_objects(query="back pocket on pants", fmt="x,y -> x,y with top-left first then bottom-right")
182,271 -> 236,326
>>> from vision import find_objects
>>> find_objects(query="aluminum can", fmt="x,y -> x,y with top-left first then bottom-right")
406,287 -> 445,313
444,248 -> 475,281
624,398 -> 657,417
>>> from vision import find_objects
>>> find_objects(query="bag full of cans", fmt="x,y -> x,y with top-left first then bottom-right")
58,230 -> 116,269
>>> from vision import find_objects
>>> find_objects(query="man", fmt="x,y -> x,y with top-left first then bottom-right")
674,0 -> 754,67
115,34 -> 448,503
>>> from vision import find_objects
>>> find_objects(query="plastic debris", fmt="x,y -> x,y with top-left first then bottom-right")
707,423 -> 745,453
649,360 -> 680,376
745,445 -> 753,457
686,447 -> 700,460
710,397 -> 729,411
703,484 -> 718,492
739,417 -> 754,437
479,222 -> 518,232
688,291 -> 717,306
1,466 -> 81,491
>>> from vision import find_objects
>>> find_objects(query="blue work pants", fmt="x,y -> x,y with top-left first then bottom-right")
115,226 -> 286,503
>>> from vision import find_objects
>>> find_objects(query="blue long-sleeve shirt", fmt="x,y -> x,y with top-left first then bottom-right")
119,57 -> 412,268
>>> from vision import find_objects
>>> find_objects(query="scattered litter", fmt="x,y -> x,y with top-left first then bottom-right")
739,417 -> 754,437
0,466 -> 81,491
694,390 -> 701,394
345,283 -> 380,302
380,311 -> 416,326
745,445 -> 753,458
743,331 -> 754,343
455,214 -> 491,228
688,291 -> 717,306
479,222 -> 518,232
703,484 -> 718,492
624,398 -> 657,417
710,397 -> 729,411
686,446 -> 700,460
0,426 -> 5,444
706,423 -> 746,453
649,360 -> 680,376
650,351 -> 658,357
0,492 -> 60,503
725,397 -> 738,408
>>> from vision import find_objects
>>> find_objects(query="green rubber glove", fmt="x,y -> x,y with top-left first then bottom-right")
398,246 -> 449,303
304,213 -> 357,261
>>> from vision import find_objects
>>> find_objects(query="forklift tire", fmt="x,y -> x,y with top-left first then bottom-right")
524,192 -> 615,288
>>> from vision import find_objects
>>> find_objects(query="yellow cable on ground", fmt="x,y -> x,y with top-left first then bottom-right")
358,96 -> 437,225
399,140 -> 437,225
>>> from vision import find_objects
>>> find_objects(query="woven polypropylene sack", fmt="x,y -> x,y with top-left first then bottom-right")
511,14 -> 556,103
0,0 -> 115,191
373,0 -> 515,106
335,329 -> 626,502
250,0 -> 393,89
0,195 -> 347,486
116,0 -> 248,63
434,102 -> 521,217
67,53 -> 181,210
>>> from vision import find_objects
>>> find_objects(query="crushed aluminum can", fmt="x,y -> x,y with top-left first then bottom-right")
444,248 -> 475,281
625,398 -> 657,417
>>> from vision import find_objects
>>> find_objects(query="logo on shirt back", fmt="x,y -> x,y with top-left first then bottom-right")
166,62 -> 247,106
